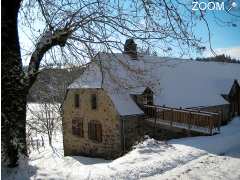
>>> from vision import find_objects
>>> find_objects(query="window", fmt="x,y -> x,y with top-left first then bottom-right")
74,94 -> 80,108
147,94 -> 153,105
144,94 -> 153,105
91,94 -> 97,110
72,118 -> 84,137
88,120 -> 102,142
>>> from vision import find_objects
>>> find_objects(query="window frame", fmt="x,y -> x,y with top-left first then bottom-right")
91,94 -> 97,110
74,94 -> 80,108
72,118 -> 84,137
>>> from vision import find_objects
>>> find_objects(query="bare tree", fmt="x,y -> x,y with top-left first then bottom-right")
27,103 -> 61,147
2,0 -> 239,167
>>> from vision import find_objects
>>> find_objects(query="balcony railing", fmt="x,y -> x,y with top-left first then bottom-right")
143,104 -> 221,135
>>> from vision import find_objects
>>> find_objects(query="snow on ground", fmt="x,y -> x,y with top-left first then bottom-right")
2,115 -> 240,180
146,153 -> 240,180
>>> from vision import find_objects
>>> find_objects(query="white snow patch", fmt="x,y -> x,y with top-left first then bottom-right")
108,93 -> 143,116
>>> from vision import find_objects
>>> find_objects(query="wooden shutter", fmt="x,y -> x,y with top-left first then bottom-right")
96,123 -> 102,142
88,122 -> 91,139
88,120 -> 102,142
79,121 -> 84,137
88,121 -> 94,140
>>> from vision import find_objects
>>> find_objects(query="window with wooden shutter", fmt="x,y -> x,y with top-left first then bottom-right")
91,94 -> 97,110
88,120 -> 102,142
74,94 -> 80,108
72,118 -> 84,137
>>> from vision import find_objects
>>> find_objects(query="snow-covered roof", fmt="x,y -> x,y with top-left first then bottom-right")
108,94 -> 144,116
69,53 -> 240,115
237,80 -> 240,86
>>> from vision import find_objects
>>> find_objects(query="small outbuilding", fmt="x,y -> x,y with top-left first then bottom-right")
223,80 -> 240,117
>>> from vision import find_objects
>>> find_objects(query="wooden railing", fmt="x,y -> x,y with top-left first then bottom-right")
143,104 -> 221,135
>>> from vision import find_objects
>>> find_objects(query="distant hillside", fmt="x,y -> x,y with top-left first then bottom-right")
27,67 -> 85,103
196,54 -> 240,64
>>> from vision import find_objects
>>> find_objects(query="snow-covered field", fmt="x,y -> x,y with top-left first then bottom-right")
2,111 -> 240,179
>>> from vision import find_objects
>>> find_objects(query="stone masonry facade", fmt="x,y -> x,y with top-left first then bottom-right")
63,88 -> 122,159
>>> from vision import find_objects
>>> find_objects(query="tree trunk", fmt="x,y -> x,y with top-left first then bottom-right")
1,0 -> 27,167
2,0 -> 71,167
48,133 -> 52,147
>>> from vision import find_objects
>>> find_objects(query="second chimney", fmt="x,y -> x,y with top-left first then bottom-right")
123,39 -> 137,59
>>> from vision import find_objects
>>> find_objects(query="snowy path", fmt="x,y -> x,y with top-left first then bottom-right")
2,117 -> 240,180
28,140 -> 207,180
146,153 -> 240,180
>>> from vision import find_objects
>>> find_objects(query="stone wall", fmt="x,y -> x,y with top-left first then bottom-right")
120,115 -> 190,152
141,120 -> 206,140
63,88 -> 122,159
121,115 -> 145,151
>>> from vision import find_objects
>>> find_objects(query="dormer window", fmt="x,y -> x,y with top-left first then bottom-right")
143,94 -> 153,105
132,87 -> 154,107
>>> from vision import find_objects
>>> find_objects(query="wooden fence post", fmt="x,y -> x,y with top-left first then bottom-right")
162,105 -> 166,121
171,109 -> 173,126
209,116 -> 213,135
179,107 -> 182,124
162,109 -> 165,120
217,112 -> 221,132
154,107 -> 157,137
188,112 -> 192,130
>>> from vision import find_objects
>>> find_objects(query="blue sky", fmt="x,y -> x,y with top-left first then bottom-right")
204,16 -> 240,48
192,0 -> 240,59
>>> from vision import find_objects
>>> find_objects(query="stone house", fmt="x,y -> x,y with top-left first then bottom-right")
62,39 -> 240,159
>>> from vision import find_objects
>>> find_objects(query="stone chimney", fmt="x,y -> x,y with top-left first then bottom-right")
123,39 -> 137,59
